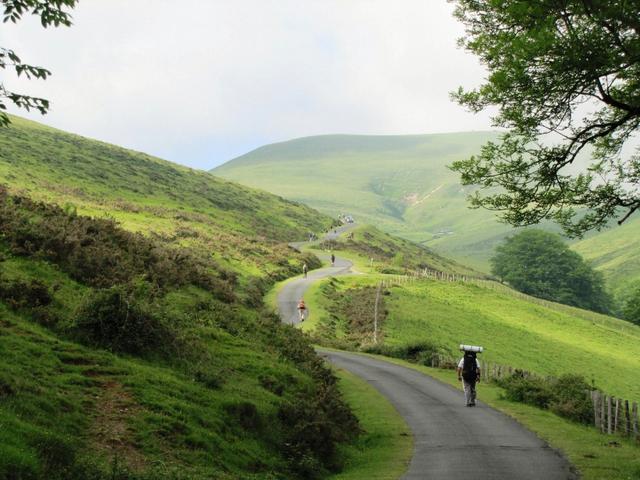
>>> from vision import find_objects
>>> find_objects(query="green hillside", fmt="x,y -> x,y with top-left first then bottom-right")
572,219 -> 640,304
213,132 -> 513,271
312,275 -> 640,401
0,117 -> 358,479
0,116 -> 334,278
213,133 -> 640,298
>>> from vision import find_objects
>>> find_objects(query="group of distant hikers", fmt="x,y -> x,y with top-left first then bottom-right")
297,253 -> 336,322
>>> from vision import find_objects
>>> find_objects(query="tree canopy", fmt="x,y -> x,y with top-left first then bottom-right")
450,0 -> 640,237
0,0 -> 77,127
622,285 -> 640,325
491,229 -> 611,313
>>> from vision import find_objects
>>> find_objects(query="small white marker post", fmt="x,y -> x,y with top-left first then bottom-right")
373,282 -> 382,344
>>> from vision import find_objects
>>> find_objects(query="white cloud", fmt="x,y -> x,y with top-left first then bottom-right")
0,0 -> 493,169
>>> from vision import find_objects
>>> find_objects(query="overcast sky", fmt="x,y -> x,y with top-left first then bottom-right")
1,0 -> 494,170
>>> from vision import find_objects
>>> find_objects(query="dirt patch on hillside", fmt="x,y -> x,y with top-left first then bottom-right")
89,380 -> 147,471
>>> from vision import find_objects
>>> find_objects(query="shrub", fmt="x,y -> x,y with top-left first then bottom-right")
0,276 -> 52,310
498,372 -> 594,424
223,401 -> 261,431
498,374 -> 555,409
362,341 -> 442,366
0,188 -> 233,297
549,375 -> 593,424
72,282 -> 173,355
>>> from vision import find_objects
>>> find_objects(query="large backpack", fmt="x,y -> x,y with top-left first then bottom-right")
462,351 -> 478,382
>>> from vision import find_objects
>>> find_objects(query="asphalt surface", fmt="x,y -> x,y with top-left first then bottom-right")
278,225 -> 574,479
320,350 -> 575,480
279,223 -> 357,325
278,254 -> 352,325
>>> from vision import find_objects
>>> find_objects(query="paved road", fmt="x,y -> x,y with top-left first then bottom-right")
278,225 -> 574,479
319,350 -> 575,480
279,223 -> 357,325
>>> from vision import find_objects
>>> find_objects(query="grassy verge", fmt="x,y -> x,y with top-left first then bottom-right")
327,368 -> 412,480
359,353 -> 640,480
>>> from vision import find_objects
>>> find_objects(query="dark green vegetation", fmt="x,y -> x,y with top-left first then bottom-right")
491,230 -> 611,314
213,132 -> 640,311
451,0 -> 640,236
622,286 -> 640,325
0,0 -> 77,126
497,373 -> 593,425
0,117 -> 360,479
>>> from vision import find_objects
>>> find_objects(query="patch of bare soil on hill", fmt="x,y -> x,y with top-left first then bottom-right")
89,379 -> 147,471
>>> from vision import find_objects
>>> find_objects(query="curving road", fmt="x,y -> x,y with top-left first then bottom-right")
318,350 -> 575,480
279,223 -> 356,325
277,226 -> 574,479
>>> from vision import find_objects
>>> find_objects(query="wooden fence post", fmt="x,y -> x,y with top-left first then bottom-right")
607,396 -> 613,434
592,391 -> 601,430
633,402 -> 638,439
625,400 -> 631,436
373,282 -> 382,345
614,398 -> 620,433
601,394 -> 607,433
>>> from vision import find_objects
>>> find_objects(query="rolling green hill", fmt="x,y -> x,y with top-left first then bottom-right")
213,133 -> 640,302
312,274 -> 640,401
0,117 -> 358,479
0,116 -> 335,279
213,132 -> 511,271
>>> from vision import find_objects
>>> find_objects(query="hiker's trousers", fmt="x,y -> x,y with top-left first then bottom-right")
462,378 -> 477,405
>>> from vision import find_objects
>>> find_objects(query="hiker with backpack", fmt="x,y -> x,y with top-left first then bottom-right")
302,262 -> 308,278
330,253 -> 335,266
457,345 -> 483,407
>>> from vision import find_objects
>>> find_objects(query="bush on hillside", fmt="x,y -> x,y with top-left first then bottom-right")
72,282 -> 175,355
253,313 -> 360,477
363,341 -> 443,366
498,372 -> 593,424
498,373 -> 555,408
549,375 -> 594,424
491,230 -> 612,313
0,187 -> 234,296
622,284 -> 640,325
0,275 -> 52,310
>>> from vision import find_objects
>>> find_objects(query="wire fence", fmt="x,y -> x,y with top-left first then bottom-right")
429,352 -> 640,441
369,272 -> 640,440
379,267 -> 636,335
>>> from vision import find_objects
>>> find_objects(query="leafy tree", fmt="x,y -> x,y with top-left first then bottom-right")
491,230 -> 611,313
1,0 -> 77,127
450,0 -> 640,237
622,286 -> 640,324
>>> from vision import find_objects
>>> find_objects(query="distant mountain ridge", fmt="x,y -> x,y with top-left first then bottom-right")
214,131 -> 508,268
213,132 -> 640,304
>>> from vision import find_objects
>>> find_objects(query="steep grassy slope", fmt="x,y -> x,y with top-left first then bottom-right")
315,224 -> 481,277
213,133 -> 640,294
313,276 -> 640,401
0,118 -> 359,479
573,219 -> 640,304
0,116 -> 334,279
